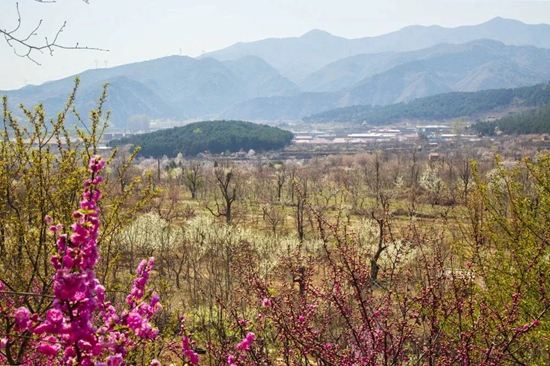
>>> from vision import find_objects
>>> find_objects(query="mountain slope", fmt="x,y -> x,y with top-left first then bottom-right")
303,82 -> 550,125
344,40 -> 550,105
223,56 -> 300,97
220,92 -> 344,121
472,102 -> 550,135
303,39 -> 550,93
1,56 -> 299,126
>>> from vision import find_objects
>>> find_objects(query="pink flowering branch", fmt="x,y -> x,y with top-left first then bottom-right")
166,317 -> 200,365
1,156 -> 166,366
227,332 -> 255,366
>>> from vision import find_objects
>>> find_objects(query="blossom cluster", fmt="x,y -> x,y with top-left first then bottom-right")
227,332 -> 255,366
2,156 -> 164,366
166,317 -> 200,365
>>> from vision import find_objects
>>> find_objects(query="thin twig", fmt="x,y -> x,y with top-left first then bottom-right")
0,290 -> 56,299
1,1 -> 107,65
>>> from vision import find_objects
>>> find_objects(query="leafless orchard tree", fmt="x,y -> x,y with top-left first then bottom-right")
206,165 -> 239,226
183,160 -> 204,199
1,0 -> 106,64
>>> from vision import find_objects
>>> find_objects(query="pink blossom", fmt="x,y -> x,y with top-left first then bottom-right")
13,307 -> 30,330
62,254 -> 75,268
236,332 -> 255,351
261,298 -> 272,307
182,337 -> 200,365
38,336 -> 61,356
89,155 -> 106,173
126,312 -> 143,331
105,354 -> 124,366
46,309 -> 63,324
184,349 -> 200,365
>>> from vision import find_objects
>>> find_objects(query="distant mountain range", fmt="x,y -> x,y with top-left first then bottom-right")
2,17 -> 550,126
221,40 -> 550,120
203,17 -> 550,85
1,55 -> 299,127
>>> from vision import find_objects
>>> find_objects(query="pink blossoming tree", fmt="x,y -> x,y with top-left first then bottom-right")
0,156 -> 199,365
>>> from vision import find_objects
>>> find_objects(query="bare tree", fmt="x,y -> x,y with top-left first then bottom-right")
292,171 -> 309,242
261,203 -> 286,236
1,1 -> 105,64
207,165 -> 238,226
273,164 -> 286,202
184,161 -> 204,199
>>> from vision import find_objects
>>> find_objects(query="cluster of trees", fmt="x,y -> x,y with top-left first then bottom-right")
112,142 -> 550,365
109,120 -> 294,158
304,82 -> 550,124
473,103 -> 550,135
2,86 -> 550,365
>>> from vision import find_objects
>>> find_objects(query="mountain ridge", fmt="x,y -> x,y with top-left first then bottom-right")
221,40 -> 550,120
203,17 -> 550,84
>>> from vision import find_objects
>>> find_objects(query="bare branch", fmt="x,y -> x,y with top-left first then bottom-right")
1,1 -> 107,65
6,2 -> 22,35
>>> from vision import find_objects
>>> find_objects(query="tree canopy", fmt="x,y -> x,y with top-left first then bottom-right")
304,82 -> 550,125
472,103 -> 550,135
109,120 -> 294,158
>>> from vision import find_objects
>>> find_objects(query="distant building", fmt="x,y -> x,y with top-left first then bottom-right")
294,135 -> 314,141
348,133 -> 379,139
416,125 -> 452,135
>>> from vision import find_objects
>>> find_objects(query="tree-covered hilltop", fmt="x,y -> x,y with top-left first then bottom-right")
108,120 -> 294,158
303,82 -> 550,124
472,103 -> 550,135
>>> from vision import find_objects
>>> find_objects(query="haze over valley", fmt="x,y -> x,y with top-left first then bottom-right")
3,17 -> 550,129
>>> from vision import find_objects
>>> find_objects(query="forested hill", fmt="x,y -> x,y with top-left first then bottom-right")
108,120 -> 294,158
303,82 -> 550,125
472,103 -> 550,135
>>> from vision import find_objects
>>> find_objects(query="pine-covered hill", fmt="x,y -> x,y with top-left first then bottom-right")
303,82 -> 550,125
108,120 -> 294,158
472,103 -> 550,136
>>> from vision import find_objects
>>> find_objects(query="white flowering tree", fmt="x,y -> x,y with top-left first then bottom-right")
420,165 -> 444,206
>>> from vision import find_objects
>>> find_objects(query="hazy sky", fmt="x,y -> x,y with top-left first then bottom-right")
1,0 -> 549,90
